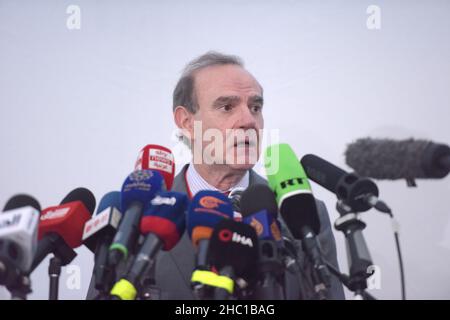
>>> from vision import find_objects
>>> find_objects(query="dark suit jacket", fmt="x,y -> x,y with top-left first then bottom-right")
87,165 -> 345,300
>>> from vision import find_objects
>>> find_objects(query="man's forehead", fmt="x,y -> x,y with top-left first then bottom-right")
194,64 -> 262,100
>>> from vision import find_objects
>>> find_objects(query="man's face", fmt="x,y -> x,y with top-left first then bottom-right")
190,64 -> 264,171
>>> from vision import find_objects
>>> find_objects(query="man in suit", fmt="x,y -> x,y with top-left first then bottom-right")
155,51 -> 345,299
87,51 -> 345,300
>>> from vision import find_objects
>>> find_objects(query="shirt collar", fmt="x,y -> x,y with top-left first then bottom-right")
185,162 -> 249,197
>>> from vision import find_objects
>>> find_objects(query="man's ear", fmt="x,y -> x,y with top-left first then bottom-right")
174,105 -> 194,138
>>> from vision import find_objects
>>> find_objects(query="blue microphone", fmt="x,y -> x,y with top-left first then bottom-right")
110,191 -> 188,300
108,170 -> 164,269
82,191 -> 122,295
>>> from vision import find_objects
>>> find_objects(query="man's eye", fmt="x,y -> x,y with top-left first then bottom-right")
222,104 -> 233,111
251,105 -> 262,113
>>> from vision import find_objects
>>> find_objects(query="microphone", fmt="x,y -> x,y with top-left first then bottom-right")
29,187 -> 96,273
205,219 -> 259,300
135,144 -> 176,190
0,195 -> 40,288
297,151 -> 375,296
265,144 -> 331,299
107,170 -> 164,269
228,187 -> 245,219
110,191 -> 188,300
300,153 -> 389,213
187,191 -> 234,270
345,138 -> 450,186
240,184 -> 281,239
186,190 -> 234,299
239,184 -> 287,300
82,191 -> 122,294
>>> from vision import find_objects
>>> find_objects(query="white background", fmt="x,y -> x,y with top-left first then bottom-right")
1,0 -> 449,299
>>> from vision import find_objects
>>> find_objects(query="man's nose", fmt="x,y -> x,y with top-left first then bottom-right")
235,104 -> 257,129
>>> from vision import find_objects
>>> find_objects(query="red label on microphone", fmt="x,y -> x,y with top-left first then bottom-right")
135,144 -> 175,190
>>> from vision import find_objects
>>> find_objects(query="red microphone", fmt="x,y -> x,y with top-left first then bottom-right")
29,188 -> 96,273
135,144 -> 175,190
39,201 -> 92,248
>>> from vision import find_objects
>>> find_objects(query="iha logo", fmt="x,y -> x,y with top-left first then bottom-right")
199,196 -> 226,209
41,207 -> 70,221
218,229 -> 254,247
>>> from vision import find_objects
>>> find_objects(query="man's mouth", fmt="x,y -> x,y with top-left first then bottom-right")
234,139 -> 255,148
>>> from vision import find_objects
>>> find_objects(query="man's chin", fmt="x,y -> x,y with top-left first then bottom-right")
226,162 -> 256,171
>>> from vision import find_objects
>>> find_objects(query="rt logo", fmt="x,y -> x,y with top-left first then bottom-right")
280,178 -> 304,189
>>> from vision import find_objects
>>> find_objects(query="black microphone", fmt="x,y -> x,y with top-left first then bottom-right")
345,138 -> 450,186
240,184 -> 287,300
298,153 -> 375,296
206,219 -> 259,300
300,153 -> 390,213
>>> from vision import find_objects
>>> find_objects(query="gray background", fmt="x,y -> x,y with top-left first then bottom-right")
1,0 -> 449,299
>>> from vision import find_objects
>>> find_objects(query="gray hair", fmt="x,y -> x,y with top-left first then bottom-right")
172,51 -> 244,114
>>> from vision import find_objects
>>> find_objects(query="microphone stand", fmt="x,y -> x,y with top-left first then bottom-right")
48,256 -> 62,300
334,200 -> 375,300
300,226 -> 331,300
252,240 -> 285,300
324,260 -> 376,300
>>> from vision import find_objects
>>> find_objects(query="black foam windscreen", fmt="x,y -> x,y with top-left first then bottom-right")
3,194 -> 41,212
208,219 -> 259,281
301,154 -> 346,194
346,138 -> 450,180
279,192 -> 321,237
240,184 -> 278,218
60,187 -> 96,214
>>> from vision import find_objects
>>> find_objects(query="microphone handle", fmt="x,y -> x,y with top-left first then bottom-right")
108,201 -> 143,266
196,239 -> 209,269
94,232 -> 115,292
335,214 -> 373,291
125,233 -> 162,286
301,226 -> 331,299
29,233 -> 76,274
214,266 -> 234,300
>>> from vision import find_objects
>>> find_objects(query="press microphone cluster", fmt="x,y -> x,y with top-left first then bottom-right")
187,184 -> 323,301
95,144 -> 179,300
1,138 -> 407,301
0,143 -> 182,300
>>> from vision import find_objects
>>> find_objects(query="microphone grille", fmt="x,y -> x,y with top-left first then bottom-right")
345,138 -> 429,180
240,184 -> 278,218
3,194 -> 41,212
60,187 -> 96,214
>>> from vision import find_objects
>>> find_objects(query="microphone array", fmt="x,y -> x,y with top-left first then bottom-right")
1,137 -> 430,300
